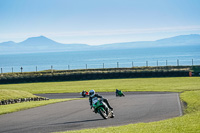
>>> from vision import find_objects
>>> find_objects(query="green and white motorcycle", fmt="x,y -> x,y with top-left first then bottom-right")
116,90 -> 125,97
92,99 -> 114,119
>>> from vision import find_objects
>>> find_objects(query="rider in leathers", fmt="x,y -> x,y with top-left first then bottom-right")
89,90 -> 113,112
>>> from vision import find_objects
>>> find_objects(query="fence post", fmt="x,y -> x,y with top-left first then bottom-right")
132,61 -> 134,67
51,65 -> 53,73
192,59 -> 193,66
157,60 -> 158,67
146,61 -> 148,67
177,59 -> 179,66
20,67 -> 23,73
166,60 -> 168,66
12,67 -> 13,73
86,64 -> 87,69
1,68 -> 2,74
117,62 -> 119,68
103,63 -> 104,69
36,66 -> 37,72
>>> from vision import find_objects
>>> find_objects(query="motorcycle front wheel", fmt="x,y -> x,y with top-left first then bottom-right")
99,108 -> 108,119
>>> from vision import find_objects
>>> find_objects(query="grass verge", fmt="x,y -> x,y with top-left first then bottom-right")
55,90 -> 200,133
0,77 -> 200,94
0,98 -> 80,115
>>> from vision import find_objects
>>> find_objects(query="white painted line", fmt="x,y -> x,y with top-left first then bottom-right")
177,93 -> 183,116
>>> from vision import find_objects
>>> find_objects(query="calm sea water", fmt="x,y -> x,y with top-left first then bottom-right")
0,46 -> 200,73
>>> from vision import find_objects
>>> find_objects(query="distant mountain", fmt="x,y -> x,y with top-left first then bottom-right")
0,41 -> 16,46
19,36 -> 60,46
0,34 -> 200,54
19,36 -> 90,48
97,34 -> 200,50
0,36 -> 90,54
155,34 -> 200,46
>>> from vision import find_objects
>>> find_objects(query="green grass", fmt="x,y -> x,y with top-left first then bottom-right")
0,89 -> 37,101
181,90 -> 200,114
55,90 -> 200,133
0,98 -> 80,115
0,77 -> 199,94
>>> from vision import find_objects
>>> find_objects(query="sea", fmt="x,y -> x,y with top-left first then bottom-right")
0,45 -> 200,73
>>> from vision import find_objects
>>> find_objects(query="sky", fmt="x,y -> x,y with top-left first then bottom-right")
0,0 -> 200,45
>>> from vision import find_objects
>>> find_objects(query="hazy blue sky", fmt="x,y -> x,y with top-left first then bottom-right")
0,0 -> 200,45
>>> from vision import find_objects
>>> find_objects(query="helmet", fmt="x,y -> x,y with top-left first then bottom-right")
89,90 -> 95,97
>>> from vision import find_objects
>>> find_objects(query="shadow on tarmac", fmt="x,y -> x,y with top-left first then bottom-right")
50,118 -> 104,125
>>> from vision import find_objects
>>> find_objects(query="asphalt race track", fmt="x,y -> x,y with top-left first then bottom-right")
0,92 -> 182,133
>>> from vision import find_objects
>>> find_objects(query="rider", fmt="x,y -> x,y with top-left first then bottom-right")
116,89 -> 119,96
89,90 -> 113,111
81,90 -> 86,97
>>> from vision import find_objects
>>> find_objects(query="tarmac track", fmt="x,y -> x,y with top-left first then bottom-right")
0,92 -> 182,133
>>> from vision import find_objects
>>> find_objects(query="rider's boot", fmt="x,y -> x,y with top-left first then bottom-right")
103,99 -> 113,111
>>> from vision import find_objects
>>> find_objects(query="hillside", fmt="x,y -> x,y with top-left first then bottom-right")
0,34 -> 200,54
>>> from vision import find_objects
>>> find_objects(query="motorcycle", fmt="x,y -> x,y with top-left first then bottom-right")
80,91 -> 89,97
92,99 -> 114,119
116,90 -> 125,97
